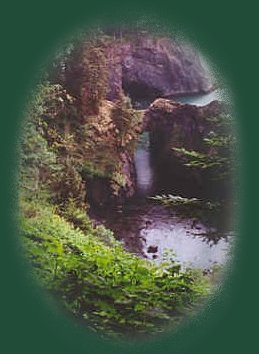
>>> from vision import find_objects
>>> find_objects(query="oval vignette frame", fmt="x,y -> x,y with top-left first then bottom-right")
0,2 -> 252,349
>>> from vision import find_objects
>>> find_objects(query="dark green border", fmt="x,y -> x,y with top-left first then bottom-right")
1,1 -> 258,353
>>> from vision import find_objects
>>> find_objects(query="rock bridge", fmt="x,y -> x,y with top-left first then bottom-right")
141,98 -> 226,199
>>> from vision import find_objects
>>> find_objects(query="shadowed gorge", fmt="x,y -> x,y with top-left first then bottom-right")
19,26 -> 235,339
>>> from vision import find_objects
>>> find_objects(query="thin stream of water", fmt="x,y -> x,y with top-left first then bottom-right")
98,92 -> 232,270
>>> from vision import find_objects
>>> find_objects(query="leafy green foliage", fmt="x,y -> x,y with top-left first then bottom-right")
19,83 -> 62,196
19,32 -> 211,339
149,194 -> 221,227
151,194 -> 201,206
111,91 -> 143,151
173,114 -> 235,181
20,117 -> 57,194
20,82 -> 87,209
152,113 -> 235,230
50,159 -> 86,209
20,202 -> 208,338
150,194 -> 219,210
80,36 -> 109,116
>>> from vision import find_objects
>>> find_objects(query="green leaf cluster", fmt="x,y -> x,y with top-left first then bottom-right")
173,113 -> 235,181
20,201 -> 208,339
18,34 -> 211,339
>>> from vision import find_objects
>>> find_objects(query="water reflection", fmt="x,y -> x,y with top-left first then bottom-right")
134,88 -> 227,109
93,91 -> 232,271
141,207 -> 231,269
96,201 -> 232,271
169,89 -> 227,106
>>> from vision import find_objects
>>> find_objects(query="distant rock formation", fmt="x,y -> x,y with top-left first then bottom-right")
105,35 -> 214,102
64,34 -> 214,104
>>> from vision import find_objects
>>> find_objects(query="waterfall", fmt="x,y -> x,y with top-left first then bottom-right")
134,132 -> 153,195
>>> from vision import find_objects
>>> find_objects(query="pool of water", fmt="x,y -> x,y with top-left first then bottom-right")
93,92 -> 232,271
95,198 -> 232,271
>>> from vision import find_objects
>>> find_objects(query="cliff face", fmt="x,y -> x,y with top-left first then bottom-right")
84,98 -> 226,206
61,33 -> 222,205
105,36 -> 214,102
65,34 -> 214,103
83,100 -> 144,209
145,99 -> 224,147
144,99 -> 226,198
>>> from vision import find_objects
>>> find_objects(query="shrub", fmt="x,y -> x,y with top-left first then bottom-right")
20,202 -> 208,339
